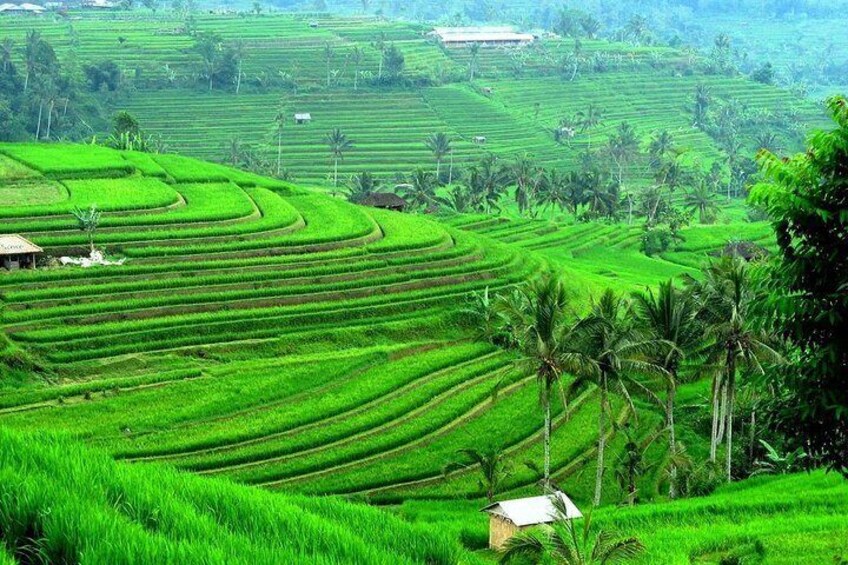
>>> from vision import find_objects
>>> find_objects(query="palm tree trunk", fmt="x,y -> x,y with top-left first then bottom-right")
35,100 -> 43,140
45,99 -> 54,140
277,131 -> 282,176
236,61 -> 242,94
544,384 -> 551,489
449,152 -> 453,185
716,381 -> 728,445
334,158 -> 338,188
710,380 -> 720,463
594,378 -> 607,507
725,360 -> 735,482
667,382 -> 677,499
436,158 -> 441,180
748,410 -> 756,462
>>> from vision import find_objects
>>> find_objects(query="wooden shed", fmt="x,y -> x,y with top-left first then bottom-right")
481,492 -> 582,551
294,113 -> 312,125
0,234 -> 42,270
473,136 -> 487,145
361,192 -> 408,212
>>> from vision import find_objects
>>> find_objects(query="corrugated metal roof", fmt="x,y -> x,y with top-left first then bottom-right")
481,492 -> 582,527
294,113 -> 312,120
433,27 -> 534,43
0,234 -> 43,255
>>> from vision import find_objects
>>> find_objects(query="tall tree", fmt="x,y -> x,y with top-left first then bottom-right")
272,105 -> 286,176
568,290 -> 666,506
510,153 -> 541,216
401,168 -> 437,209
577,104 -> 603,151
751,96 -> 848,475
325,128 -> 353,189
425,132 -> 451,180
633,281 -> 701,499
606,122 -> 640,190
444,446 -> 511,503
691,257 -> 781,482
496,275 -> 576,488
684,180 -> 719,224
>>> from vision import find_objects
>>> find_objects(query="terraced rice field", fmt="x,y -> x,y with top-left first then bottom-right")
1,143 -> 646,502
121,89 -> 484,182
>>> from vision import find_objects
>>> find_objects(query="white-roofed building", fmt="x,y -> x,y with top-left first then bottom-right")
431,26 -> 536,48
0,234 -> 43,270
0,2 -> 45,13
481,491 -> 582,550
294,112 -> 312,125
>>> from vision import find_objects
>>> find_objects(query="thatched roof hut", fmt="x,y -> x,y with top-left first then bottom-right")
711,240 -> 770,262
361,192 -> 408,212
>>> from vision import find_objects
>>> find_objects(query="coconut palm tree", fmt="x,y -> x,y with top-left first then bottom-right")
425,132 -> 451,181
401,168 -> 438,209
349,46 -> 363,90
272,105 -> 286,176
325,128 -> 353,189
444,446 -> 511,502
1,38 -> 14,73
567,290 -> 667,506
690,257 -> 782,482
510,153 -> 541,216
495,275 -> 577,488
346,171 -> 380,204
684,181 -> 719,224
633,281 -> 702,499
501,504 -> 644,564
577,104 -> 603,151
648,130 -> 675,169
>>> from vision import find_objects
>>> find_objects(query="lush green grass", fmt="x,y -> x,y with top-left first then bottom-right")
0,427 -> 470,564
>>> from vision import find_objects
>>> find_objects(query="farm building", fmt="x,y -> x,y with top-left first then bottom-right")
0,2 -> 45,14
81,0 -> 118,9
473,136 -> 487,145
431,27 -> 536,48
482,492 -> 582,550
361,192 -> 407,212
294,113 -> 312,125
0,234 -> 42,270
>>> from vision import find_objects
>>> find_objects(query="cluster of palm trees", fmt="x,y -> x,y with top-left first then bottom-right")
462,255 -> 780,508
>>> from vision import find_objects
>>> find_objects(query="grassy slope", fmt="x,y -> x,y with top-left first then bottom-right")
396,472 -> 848,563
0,12 -> 827,184
0,428 -> 471,565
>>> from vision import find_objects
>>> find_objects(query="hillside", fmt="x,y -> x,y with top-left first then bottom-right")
0,12 -> 828,185
398,472 -> 848,563
0,427 -> 468,564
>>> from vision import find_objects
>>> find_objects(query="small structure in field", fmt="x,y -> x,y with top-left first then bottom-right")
361,192 -> 407,212
482,492 -> 582,550
0,234 -> 42,270
482,86 -> 494,95
294,113 -> 312,125
0,2 -> 46,13
431,26 -> 535,48
473,136 -> 487,145
81,0 -> 118,8
711,240 -> 770,262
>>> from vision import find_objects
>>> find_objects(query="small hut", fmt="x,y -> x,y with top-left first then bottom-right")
361,192 -> 407,212
0,234 -> 42,270
710,240 -> 770,262
482,492 -> 582,551
473,136 -> 487,145
294,113 -> 312,125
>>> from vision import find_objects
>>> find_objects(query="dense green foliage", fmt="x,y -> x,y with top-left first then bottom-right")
0,428 -> 466,564
753,96 -> 848,475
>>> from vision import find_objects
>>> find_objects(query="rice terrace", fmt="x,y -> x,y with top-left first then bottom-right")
0,1 -> 846,563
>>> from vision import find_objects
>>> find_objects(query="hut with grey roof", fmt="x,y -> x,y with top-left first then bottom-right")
0,235 -> 42,270
481,492 -> 582,550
